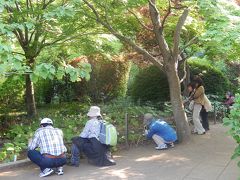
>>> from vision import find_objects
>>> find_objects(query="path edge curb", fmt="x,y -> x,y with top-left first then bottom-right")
0,159 -> 32,171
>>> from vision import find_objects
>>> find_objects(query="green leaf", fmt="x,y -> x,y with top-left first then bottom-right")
223,120 -> 231,126
30,73 -> 38,83
56,67 -> 65,80
69,71 -> 78,82
13,61 -> 22,70
85,73 -> 90,81
231,153 -> 239,160
6,147 -> 14,151
49,66 -> 56,74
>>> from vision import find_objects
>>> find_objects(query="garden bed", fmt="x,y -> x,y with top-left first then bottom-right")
0,100 -> 167,163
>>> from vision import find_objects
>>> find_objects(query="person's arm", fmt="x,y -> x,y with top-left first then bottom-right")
80,120 -> 91,138
193,86 -> 204,99
28,131 -> 40,150
146,126 -> 156,139
188,89 -> 196,100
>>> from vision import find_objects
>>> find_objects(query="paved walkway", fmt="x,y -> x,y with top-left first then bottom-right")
0,124 -> 239,180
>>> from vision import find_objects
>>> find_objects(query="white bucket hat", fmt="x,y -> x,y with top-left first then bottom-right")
40,118 -> 53,125
87,106 -> 102,117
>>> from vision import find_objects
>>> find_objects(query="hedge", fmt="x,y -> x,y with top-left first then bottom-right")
130,62 -> 231,104
130,65 -> 170,104
35,56 -> 131,104
188,61 -> 231,96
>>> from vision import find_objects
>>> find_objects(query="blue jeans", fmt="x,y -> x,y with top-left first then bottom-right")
71,144 -> 80,166
28,150 -> 66,171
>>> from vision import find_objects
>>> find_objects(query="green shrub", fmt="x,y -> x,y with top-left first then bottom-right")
34,58 -> 130,104
188,61 -> 231,96
130,65 -> 170,104
0,143 -> 23,163
127,63 -> 140,93
82,58 -> 131,102
35,79 -> 55,104
223,93 -> 240,168
0,76 -> 25,113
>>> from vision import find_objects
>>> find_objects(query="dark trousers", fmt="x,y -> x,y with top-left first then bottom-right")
200,107 -> 209,131
71,137 -> 113,167
28,150 -> 66,171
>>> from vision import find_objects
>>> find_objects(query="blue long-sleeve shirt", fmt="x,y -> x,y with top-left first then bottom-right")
146,119 -> 177,142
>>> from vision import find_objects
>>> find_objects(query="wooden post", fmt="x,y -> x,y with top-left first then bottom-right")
125,113 -> 129,149
214,102 -> 217,124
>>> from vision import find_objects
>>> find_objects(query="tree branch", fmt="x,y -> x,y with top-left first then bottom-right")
161,0 -> 171,29
128,9 -> 153,31
173,9 -> 189,62
179,58 -> 187,83
15,1 -> 22,12
28,0 -> 34,12
148,0 -> 171,59
24,27 -> 29,44
43,0 -> 55,9
82,0 -> 163,69
180,36 -> 198,54
179,49 -> 191,64
29,29 -> 36,43
13,30 -> 24,47
12,51 -> 25,56
4,71 -> 32,76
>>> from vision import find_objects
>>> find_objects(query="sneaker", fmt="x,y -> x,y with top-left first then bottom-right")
56,167 -> 64,175
198,132 -> 206,135
167,143 -> 174,148
155,144 -> 168,150
105,158 -> 116,166
39,168 -> 54,178
191,130 -> 198,134
106,151 -> 113,159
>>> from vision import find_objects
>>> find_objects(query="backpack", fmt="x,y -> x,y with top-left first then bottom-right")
99,121 -> 117,146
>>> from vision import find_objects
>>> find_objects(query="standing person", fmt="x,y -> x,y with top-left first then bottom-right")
71,106 -> 116,167
187,82 -> 196,98
28,118 -> 67,178
224,91 -> 235,113
192,77 -> 206,135
185,82 -> 196,107
200,106 -> 209,131
185,81 -> 210,131
144,113 -> 177,150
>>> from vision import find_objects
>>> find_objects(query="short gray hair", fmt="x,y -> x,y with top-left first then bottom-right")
143,113 -> 153,124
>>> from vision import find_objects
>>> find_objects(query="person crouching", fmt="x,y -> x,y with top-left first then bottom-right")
28,118 -> 67,177
144,113 -> 177,150
71,106 -> 116,167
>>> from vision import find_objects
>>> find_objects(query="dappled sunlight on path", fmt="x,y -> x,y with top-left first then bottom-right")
0,124 -> 239,180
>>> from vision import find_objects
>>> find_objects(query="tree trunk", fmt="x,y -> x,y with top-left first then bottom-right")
25,74 -> 37,117
164,61 -> 190,142
183,63 -> 191,96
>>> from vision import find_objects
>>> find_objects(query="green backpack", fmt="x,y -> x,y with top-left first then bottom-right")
99,121 -> 118,146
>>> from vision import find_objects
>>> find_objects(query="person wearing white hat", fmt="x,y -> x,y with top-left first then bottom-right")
144,113 -> 177,150
28,118 -> 67,177
71,106 -> 116,167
